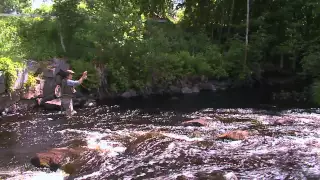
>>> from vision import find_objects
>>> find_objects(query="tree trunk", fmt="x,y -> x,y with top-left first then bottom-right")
292,53 -> 297,71
280,52 -> 284,69
58,22 -> 66,53
219,2 -> 225,44
227,0 -> 235,39
244,0 -> 250,72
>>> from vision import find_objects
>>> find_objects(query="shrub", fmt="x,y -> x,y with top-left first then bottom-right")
0,57 -> 25,92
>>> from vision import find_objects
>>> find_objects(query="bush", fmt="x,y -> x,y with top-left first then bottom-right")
0,57 -> 25,92
24,73 -> 37,89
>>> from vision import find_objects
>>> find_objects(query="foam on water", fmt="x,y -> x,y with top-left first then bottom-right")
4,170 -> 68,180
58,129 -> 126,156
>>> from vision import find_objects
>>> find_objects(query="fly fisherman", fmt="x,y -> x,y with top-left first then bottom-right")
61,70 -> 87,118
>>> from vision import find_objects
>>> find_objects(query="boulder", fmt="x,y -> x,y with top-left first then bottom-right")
176,175 -> 189,180
199,82 -> 216,91
43,98 -> 61,110
169,85 -> 181,94
217,130 -> 249,140
43,77 -> 57,97
0,71 -> 5,94
30,147 -> 86,171
26,60 -> 41,73
13,68 -> 29,90
274,117 -> 294,125
43,68 -> 56,78
0,91 -> 21,113
121,89 -> 137,98
53,58 -> 70,74
192,86 -> 200,93
181,87 -> 193,94
196,171 -> 238,180
125,132 -> 172,155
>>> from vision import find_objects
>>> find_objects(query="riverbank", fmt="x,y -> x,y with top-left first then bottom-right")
0,57 -> 315,116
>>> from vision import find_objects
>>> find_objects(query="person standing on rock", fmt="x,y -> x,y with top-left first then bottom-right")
61,70 -> 87,118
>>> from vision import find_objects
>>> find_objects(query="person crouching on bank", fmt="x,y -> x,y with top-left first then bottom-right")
61,70 -> 87,118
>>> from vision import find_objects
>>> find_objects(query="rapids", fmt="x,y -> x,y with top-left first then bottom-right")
1,92 -> 320,180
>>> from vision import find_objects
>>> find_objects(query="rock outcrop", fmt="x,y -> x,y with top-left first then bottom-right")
1,58 -> 90,114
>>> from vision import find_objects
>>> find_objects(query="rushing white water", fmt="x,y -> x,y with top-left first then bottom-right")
1,107 -> 320,179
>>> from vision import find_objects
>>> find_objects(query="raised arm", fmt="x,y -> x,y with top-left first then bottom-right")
77,71 -> 87,84
66,71 -> 87,86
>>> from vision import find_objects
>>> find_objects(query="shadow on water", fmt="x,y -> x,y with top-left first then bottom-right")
1,88 -> 320,180
98,87 -> 316,113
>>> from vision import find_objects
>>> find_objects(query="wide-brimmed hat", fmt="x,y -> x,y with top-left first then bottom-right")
66,70 -> 75,74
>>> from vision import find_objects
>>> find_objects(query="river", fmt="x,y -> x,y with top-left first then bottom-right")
1,90 -> 320,180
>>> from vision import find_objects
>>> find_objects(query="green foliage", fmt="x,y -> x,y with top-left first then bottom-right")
1,0 -> 320,102
0,17 -> 24,59
0,57 -> 24,92
312,81 -> 320,105
0,0 -> 31,13
24,73 -> 37,88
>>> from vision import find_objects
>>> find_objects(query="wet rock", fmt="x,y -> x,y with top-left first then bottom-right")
169,85 -> 181,94
192,86 -> 200,93
43,98 -> 61,110
61,150 -> 104,175
181,87 -> 193,94
84,99 -> 97,107
305,167 -> 320,180
43,77 -> 57,97
176,175 -> 189,180
3,103 -> 18,115
101,134 -> 132,146
274,117 -> 294,125
30,147 -> 86,171
68,139 -> 88,148
0,91 -> 21,113
224,172 -> 238,180
194,141 -> 216,149
182,118 -> 208,127
199,82 -> 216,91
196,171 -> 238,180
125,132 -> 172,155
26,60 -> 41,73
217,130 -> 249,140
0,71 -> 5,94
121,89 -> 137,98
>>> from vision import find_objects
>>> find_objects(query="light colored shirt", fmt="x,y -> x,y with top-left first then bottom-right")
66,80 -> 80,86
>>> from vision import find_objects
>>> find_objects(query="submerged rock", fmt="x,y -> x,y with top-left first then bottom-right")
217,130 -> 249,140
196,171 -> 238,180
182,118 -> 208,127
176,175 -> 189,180
274,117 -> 294,125
125,132 -> 172,155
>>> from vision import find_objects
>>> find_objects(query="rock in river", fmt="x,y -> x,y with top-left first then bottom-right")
217,130 -> 249,140
30,147 -> 86,171
181,118 -> 208,127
